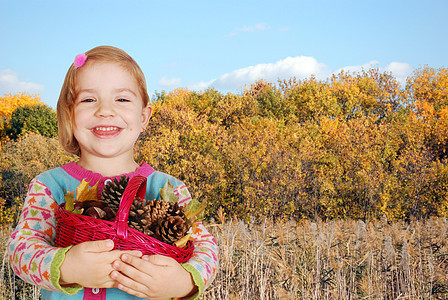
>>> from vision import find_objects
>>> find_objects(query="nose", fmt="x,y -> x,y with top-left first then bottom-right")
95,99 -> 115,118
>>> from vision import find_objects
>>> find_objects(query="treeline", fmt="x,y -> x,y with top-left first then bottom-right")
1,67 -> 448,224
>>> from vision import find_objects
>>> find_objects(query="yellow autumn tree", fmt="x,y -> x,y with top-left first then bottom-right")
406,67 -> 448,160
0,93 -> 42,119
0,93 -> 42,141
0,133 -> 75,226
137,88 -> 228,217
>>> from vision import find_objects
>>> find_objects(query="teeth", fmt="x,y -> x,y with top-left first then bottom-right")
94,126 -> 118,132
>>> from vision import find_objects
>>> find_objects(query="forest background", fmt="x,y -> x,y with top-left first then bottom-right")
1,66 -> 448,225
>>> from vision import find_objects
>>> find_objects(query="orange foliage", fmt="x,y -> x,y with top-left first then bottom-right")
138,67 -> 448,221
0,93 -> 42,120
0,93 -> 43,141
407,67 -> 448,159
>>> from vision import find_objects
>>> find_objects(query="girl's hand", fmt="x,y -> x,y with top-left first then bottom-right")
110,254 -> 198,299
59,239 -> 142,288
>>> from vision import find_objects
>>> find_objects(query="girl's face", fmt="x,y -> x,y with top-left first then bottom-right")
73,62 -> 151,162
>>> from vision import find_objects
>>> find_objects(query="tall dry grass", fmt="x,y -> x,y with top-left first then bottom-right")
1,217 -> 448,299
200,217 -> 448,299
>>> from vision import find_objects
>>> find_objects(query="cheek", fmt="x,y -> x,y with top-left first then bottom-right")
72,114 -> 88,136
73,109 -> 88,125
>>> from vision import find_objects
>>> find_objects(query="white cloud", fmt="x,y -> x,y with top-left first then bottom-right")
188,56 -> 329,91
227,23 -> 271,37
384,62 -> 413,85
188,79 -> 215,91
0,69 -> 44,95
158,76 -> 181,87
187,57 -> 414,92
337,61 -> 413,85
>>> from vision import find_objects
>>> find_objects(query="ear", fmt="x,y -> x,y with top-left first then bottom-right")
141,105 -> 152,132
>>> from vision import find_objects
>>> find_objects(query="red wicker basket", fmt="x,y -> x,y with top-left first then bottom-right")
55,175 -> 194,263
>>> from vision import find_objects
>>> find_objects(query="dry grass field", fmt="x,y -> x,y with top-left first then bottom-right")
202,217 -> 448,299
2,217 -> 448,299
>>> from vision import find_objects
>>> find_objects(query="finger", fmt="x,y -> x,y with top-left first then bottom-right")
95,250 -> 142,268
82,239 -> 114,253
110,269 -> 148,297
123,250 -> 143,258
117,254 -> 156,278
144,254 -> 176,266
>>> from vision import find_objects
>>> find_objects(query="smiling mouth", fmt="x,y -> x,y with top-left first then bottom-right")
91,126 -> 122,137
93,126 -> 120,132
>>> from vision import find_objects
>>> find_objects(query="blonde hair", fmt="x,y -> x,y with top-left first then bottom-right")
57,46 -> 150,156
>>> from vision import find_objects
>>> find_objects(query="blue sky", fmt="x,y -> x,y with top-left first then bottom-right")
1,0 -> 447,108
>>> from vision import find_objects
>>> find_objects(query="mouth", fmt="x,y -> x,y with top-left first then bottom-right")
91,126 -> 122,137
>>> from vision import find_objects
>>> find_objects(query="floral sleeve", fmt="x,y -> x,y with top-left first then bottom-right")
7,178 -> 81,294
174,184 -> 219,299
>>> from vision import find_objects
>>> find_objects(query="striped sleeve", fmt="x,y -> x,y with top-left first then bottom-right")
7,178 -> 80,294
174,185 -> 219,298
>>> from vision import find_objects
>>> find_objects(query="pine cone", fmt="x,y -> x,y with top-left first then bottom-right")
128,199 -> 170,235
154,215 -> 188,244
166,202 -> 185,219
128,198 -> 150,234
101,175 -> 129,212
146,199 -> 171,225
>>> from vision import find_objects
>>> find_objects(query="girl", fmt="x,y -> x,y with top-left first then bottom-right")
8,46 -> 218,299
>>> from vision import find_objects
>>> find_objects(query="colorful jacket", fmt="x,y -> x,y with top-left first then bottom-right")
8,162 -> 218,299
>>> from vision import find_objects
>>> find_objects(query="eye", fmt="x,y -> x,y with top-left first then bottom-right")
80,98 -> 95,103
117,98 -> 131,102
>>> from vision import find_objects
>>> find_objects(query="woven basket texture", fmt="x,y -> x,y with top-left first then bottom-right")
55,175 -> 194,263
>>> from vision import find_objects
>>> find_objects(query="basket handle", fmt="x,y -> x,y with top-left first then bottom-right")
115,175 -> 147,239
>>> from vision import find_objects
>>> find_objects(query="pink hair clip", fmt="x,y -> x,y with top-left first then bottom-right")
73,53 -> 88,68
